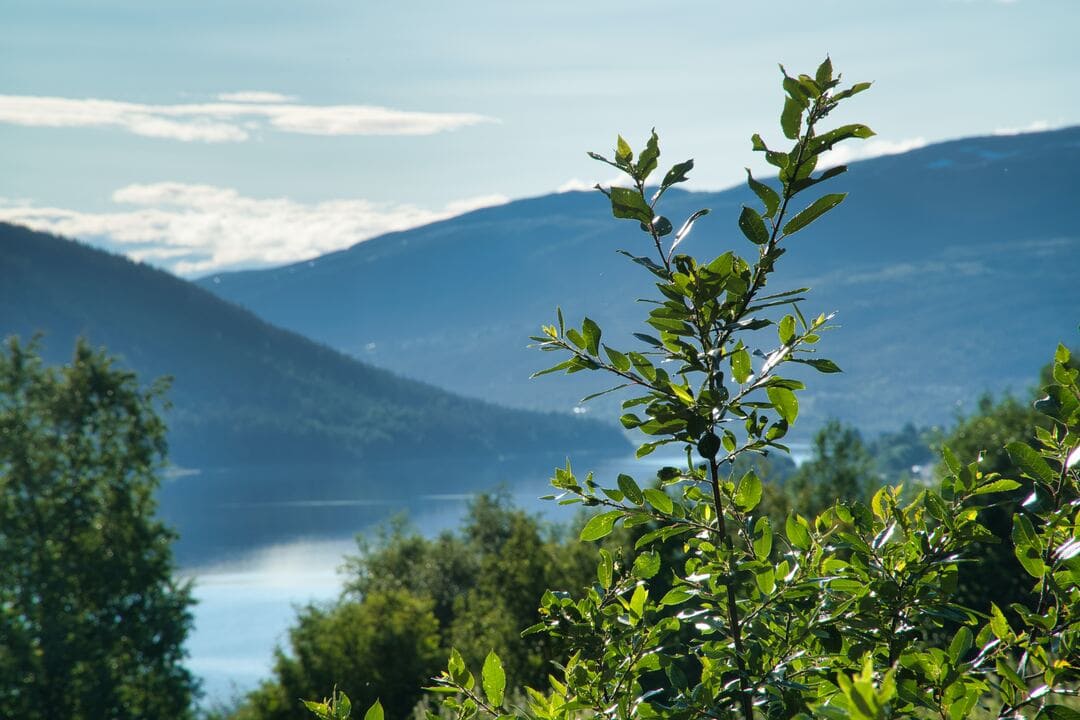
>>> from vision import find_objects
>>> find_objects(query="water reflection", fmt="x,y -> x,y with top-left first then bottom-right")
172,444 -> 811,707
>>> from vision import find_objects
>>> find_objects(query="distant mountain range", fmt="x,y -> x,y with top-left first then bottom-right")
0,223 -> 627,469
198,127 -> 1080,437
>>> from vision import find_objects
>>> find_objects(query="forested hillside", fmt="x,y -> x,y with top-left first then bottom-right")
0,223 -> 627,468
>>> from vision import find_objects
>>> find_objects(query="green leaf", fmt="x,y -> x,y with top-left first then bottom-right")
996,657 -> 1025,690
754,564 -> 776,594
565,327 -> 586,350
660,588 -> 692,606
815,56 -> 833,87
792,357 -> 842,373
602,345 -> 630,372
482,652 -> 506,707
581,317 -> 602,356
807,124 -> 876,155
970,478 -> 1021,496
661,159 -> 694,189
990,602 -> 1012,640
598,548 -> 613,589
767,386 -> 799,424
1055,342 -> 1071,364
753,516 -> 773,559
738,205 -> 770,245
735,470 -> 763,512
447,647 -> 468,686
1012,514 -> 1046,578
633,550 -> 661,579
636,130 -> 660,180
303,700 -> 332,720
786,513 -> 811,550
629,584 -> 648,619
610,186 -> 652,223
617,474 -> 644,505
531,358 -> 575,378
616,135 -> 633,165
778,315 -> 796,344
781,96 -> 803,140
580,511 -> 621,541
833,81 -> 872,101
1005,441 -> 1057,486
782,193 -> 847,236
948,626 -> 972,663
745,169 -> 780,218
731,348 -> 752,384
363,699 -> 383,720
644,487 -> 674,514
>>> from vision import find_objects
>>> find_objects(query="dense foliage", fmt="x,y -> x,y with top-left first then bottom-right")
222,496 -> 614,719
0,337 -> 197,720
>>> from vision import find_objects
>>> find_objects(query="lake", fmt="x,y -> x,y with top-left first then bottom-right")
165,444 -> 810,707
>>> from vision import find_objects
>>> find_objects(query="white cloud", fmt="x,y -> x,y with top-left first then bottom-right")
992,119 -> 1065,136
0,183 -> 508,276
0,94 -> 496,143
556,178 -> 596,193
818,137 -> 928,168
216,91 -> 294,103
556,174 -> 628,193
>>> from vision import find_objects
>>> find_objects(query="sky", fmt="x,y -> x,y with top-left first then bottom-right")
1,0 -> 1076,276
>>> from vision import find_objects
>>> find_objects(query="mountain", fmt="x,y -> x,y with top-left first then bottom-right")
199,127 -> 1080,437
0,223 -> 627,469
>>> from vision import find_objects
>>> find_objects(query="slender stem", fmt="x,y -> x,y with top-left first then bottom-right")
708,455 -> 754,720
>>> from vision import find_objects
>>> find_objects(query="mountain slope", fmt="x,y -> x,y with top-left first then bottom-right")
199,127 -> 1080,436
0,223 -> 627,468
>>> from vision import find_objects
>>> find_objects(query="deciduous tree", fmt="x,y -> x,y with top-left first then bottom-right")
0,337 -> 197,720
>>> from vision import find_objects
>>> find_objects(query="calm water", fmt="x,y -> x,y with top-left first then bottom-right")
166,444 -> 810,707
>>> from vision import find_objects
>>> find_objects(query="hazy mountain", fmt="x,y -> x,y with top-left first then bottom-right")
0,222 -> 628,469
199,127 -> 1080,437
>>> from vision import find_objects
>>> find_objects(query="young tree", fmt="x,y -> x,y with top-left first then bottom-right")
0,337 -> 197,720
310,59 -> 1080,720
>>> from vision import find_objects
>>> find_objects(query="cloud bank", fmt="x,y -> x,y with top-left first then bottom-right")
992,119 -> 1065,136
0,184 -> 508,275
0,94 -> 496,142
818,136 -> 928,168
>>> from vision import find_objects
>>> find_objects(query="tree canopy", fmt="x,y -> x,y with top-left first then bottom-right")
0,337 -> 197,720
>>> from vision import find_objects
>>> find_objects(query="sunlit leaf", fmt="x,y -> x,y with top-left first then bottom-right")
782,193 -> 846,236
580,511 -> 621,541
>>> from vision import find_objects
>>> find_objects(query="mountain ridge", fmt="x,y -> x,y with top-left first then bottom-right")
198,126 -> 1080,436
1,222 -> 628,469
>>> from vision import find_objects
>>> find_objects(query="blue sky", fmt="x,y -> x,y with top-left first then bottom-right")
1,0 -> 1076,275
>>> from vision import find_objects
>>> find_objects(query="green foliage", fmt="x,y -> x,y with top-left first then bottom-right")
0,337 -> 197,720
240,495 -> 611,720
243,590 -> 441,720
787,419 -> 877,517
419,59 -> 1080,720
